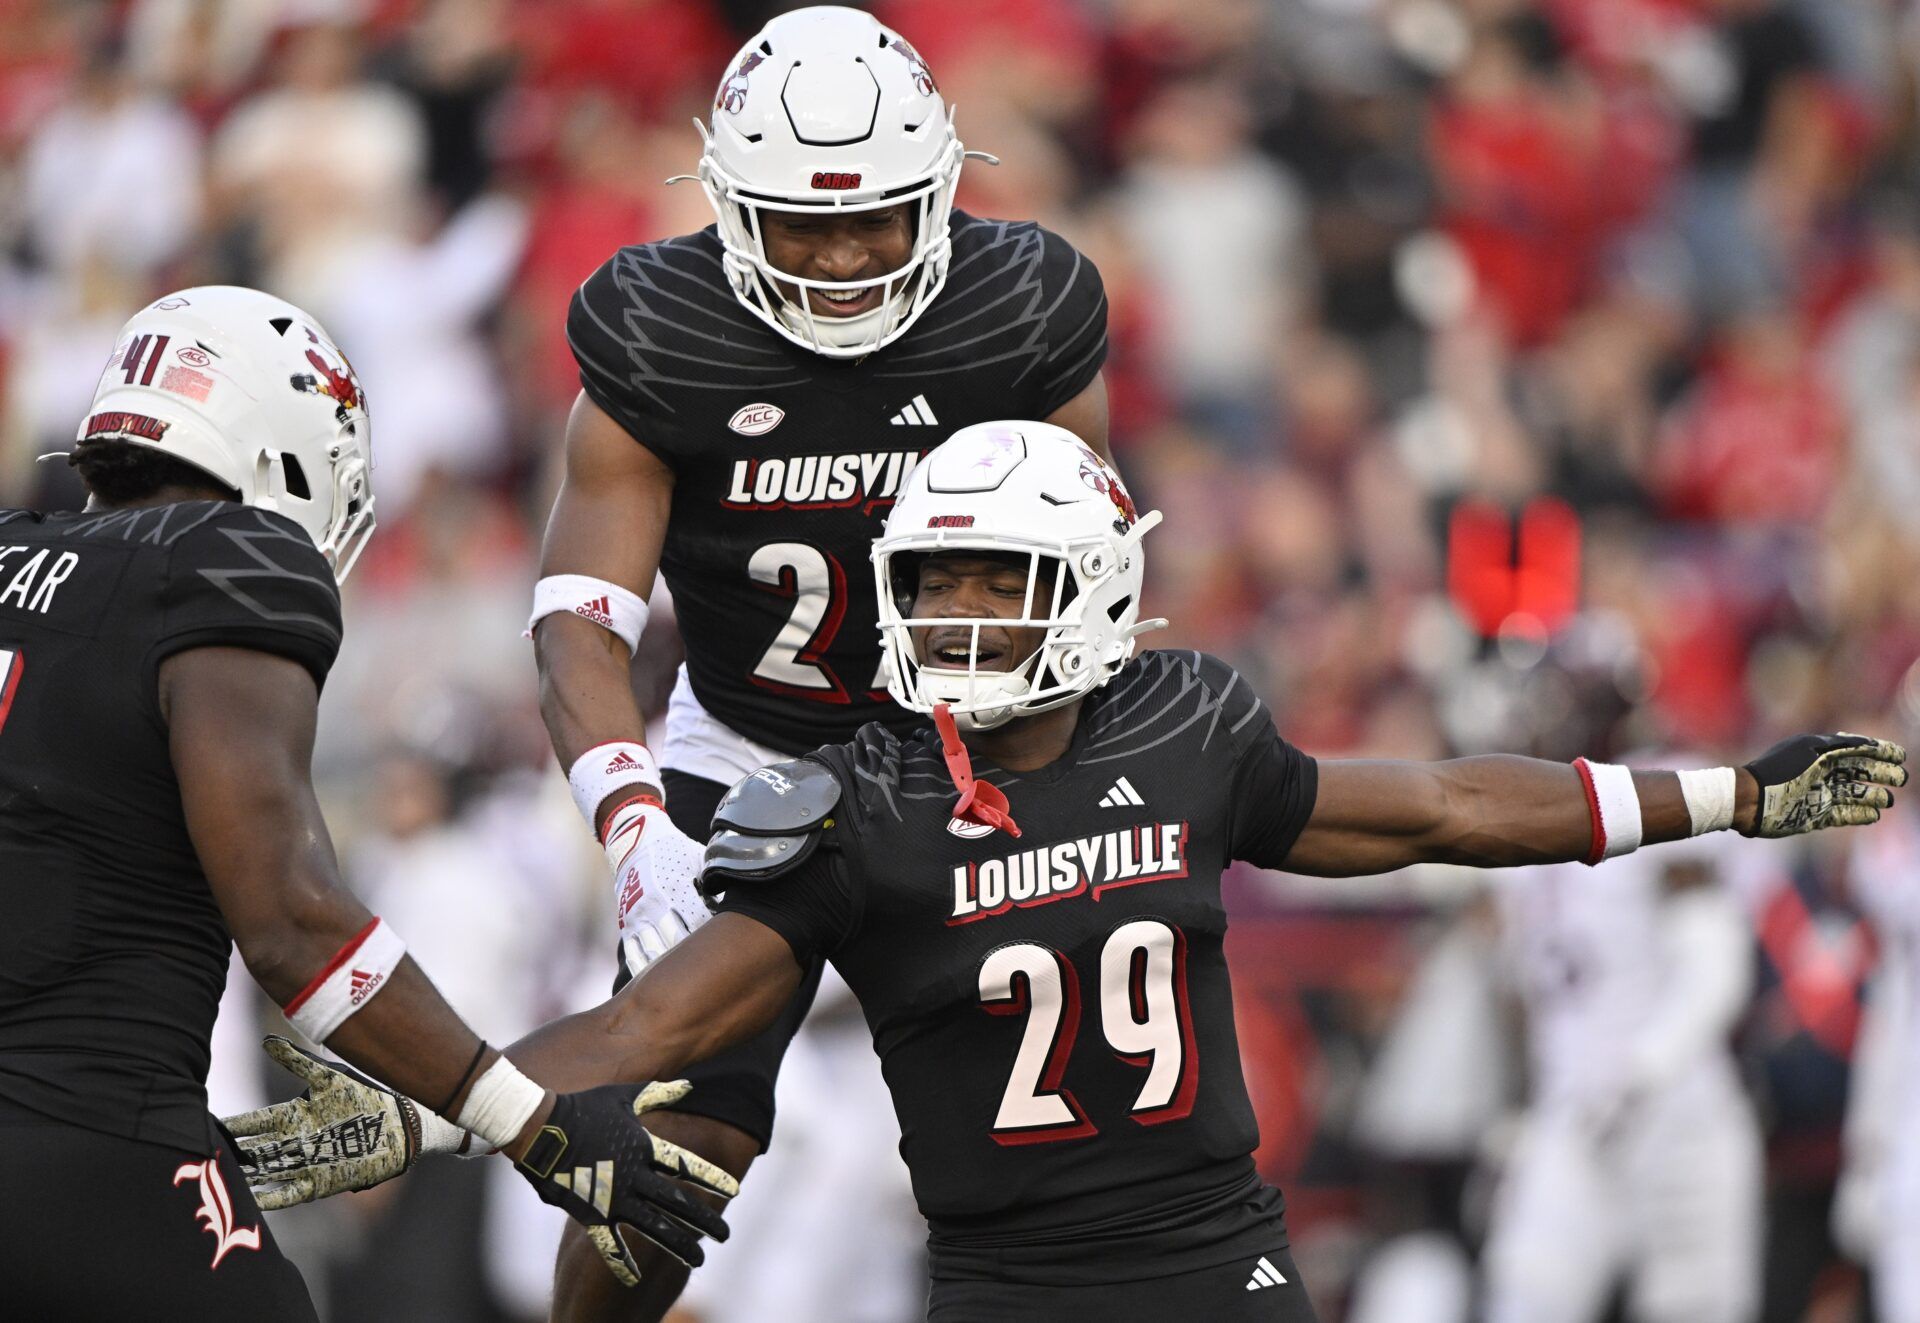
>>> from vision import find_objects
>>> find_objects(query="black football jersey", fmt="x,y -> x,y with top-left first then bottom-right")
0,502 -> 341,1150
568,212 -> 1108,756
719,652 -> 1319,1286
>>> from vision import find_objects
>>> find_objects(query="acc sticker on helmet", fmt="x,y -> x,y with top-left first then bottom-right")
728,403 -> 785,436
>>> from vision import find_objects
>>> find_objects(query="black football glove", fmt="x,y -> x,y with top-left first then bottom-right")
515,1080 -> 738,1285
1743,732 -> 1907,837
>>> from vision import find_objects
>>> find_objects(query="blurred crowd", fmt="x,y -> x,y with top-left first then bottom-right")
6,0 -> 1920,1320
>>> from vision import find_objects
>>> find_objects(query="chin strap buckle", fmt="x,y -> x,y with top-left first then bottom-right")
934,704 -> 1021,838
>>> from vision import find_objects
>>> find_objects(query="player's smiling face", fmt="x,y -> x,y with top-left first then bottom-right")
759,206 -> 914,320
911,551 -> 1054,674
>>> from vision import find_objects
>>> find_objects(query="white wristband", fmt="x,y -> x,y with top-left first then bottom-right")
456,1056 -> 547,1153
1574,759 -> 1643,863
568,741 -> 662,830
527,575 -> 650,653
282,918 -> 407,1044
1678,766 -> 1737,835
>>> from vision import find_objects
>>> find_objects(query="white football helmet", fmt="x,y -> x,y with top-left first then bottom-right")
690,5 -> 969,359
74,286 -> 375,582
873,422 -> 1165,730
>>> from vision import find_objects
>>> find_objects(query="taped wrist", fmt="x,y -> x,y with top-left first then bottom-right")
456,1056 -> 547,1153
416,1106 -> 479,1158
1572,759 -> 1643,865
569,741 -> 662,830
281,918 -> 406,1043
1678,766 -> 1737,835
526,575 -> 649,653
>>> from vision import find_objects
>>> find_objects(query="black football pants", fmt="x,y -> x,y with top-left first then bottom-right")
0,1119 -> 318,1321
927,1245 -> 1319,1322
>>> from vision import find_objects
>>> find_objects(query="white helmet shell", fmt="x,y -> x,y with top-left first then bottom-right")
694,5 -> 965,359
75,286 -> 375,582
873,422 -> 1165,730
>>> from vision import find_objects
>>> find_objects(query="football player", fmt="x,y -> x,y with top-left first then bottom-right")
531,4 -> 1108,1312
0,287 -> 734,1319
1484,839 -> 1764,1323
230,423 -> 1905,1322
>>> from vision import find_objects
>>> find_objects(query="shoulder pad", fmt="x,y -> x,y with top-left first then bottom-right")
701,760 -> 842,895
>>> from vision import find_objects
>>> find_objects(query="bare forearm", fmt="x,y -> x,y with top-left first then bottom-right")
223,860 -> 496,1118
502,914 -> 803,1092
1287,756 -> 1759,876
536,616 -> 655,781
534,396 -> 674,829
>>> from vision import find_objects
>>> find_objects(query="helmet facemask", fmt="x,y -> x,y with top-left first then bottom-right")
876,523 -> 1161,731
697,128 -> 965,359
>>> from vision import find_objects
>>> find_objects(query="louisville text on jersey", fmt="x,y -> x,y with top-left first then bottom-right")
723,450 -> 924,514
948,821 -> 1190,925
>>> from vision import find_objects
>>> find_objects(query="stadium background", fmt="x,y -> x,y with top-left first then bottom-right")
3,0 -> 1917,1318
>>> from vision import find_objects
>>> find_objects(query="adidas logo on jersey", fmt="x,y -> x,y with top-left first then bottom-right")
723,450 -> 924,514
949,822 -> 1190,924
348,967 -> 384,1006
575,596 -> 615,629
889,394 -> 938,426
1098,777 -> 1145,809
1246,1256 -> 1287,1291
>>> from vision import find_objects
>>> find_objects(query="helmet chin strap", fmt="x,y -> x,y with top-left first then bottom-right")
934,704 -> 1021,837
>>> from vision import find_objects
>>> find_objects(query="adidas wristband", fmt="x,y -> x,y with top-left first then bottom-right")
282,918 -> 406,1043
568,741 -> 662,829
527,575 -> 650,653
1571,759 -> 1643,865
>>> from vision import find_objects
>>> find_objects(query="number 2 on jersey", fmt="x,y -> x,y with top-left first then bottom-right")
748,542 -> 887,701
978,918 -> 1197,1145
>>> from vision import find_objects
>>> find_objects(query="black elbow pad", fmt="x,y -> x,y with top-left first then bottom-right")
701,760 -> 842,899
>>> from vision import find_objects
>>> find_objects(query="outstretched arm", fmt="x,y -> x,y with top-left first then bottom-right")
1283,758 -> 1745,876
503,913 -> 806,1092
168,644 -> 519,1124
1284,734 -> 1904,878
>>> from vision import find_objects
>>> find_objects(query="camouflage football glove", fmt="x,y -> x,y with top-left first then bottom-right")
513,1080 -> 738,1285
225,1036 -> 458,1209
1743,732 -> 1907,837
